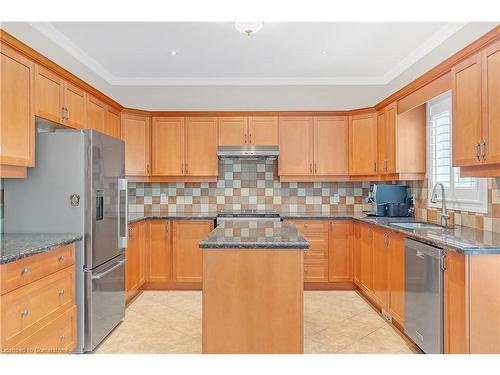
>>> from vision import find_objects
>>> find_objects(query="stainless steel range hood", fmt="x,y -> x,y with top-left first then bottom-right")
217,145 -> 279,160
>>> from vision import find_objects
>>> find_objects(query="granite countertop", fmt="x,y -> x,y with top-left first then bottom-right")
128,212 -> 217,224
0,233 -> 82,264
199,219 -> 310,249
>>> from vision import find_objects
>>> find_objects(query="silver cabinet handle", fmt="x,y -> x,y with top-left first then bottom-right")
21,266 -> 29,275
309,164 -> 313,174
314,164 -> 317,174
59,335 -> 66,341
58,255 -> 65,262
440,253 -> 447,272
21,309 -> 29,317
244,133 -> 247,144
118,178 -> 128,249
373,162 -> 377,172
185,163 -> 188,174
61,106 -> 66,121
146,164 -> 150,175
249,133 -> 252,144
92,259 -> 128,280
481,140 -> 486,161
58,289 -> 65,296
66,107 -> 70,120
475,142 -> 481,161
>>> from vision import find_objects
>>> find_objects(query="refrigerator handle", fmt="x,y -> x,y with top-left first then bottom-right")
118,178 -> 128,249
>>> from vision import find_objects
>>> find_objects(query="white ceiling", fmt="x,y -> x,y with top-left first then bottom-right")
31,22 -> 467,86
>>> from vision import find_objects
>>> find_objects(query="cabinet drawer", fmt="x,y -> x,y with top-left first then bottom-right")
1,266 -> 75,348
1,244 -> 75,295
304,247 -> 327,260
290,221 -> 328,236
304,262 -> 329,282
12,306 -> 76,354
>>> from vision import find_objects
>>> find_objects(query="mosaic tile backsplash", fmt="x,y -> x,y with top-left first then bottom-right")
128,160 -> 373,214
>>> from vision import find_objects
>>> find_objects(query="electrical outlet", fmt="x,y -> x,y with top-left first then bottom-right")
332,194 -> 340,203
160,193 -> 167,204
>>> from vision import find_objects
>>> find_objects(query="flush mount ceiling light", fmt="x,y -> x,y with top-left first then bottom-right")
234,22 -> 263,36
169,50 -> 178,56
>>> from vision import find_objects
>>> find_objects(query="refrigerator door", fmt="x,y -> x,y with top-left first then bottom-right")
86,130 -> 126,269
84,254 -> 126,352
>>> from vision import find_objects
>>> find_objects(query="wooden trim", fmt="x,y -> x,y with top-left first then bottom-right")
0,165 -> 27,178
141,281 -> 202,290
397,72 -> 451,114
375,26 -> 500,110
460,163 -> 500,177
0,29 -> 123,111
148,109 -> 375,117
304,281 -> 355,290
279,175 -> 350,182
126,176 -> 217,183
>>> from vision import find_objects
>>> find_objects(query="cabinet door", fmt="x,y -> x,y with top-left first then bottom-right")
328,220 -> 353,282
451,53 -> 482,167
137,221 -> 146,287
388,233 -> 405,325
148,220 -> 172,283
372,228 -> 389,308
105,107 -> 121,139
0,44 -> 35,167
377,111 -> 386,174
353,223 -> 362,286
218,117 -> 247,145
349,113 -> 378,175
482,40 -> 500,165
384,104 -> 397,174
63,81 -> 87,129
185,117 -> 218,176
278,117 -> 314,176
359,224 -> 373,293
125,223 -> 139,299
314,116 -> 349,176
34,65 -> 64,124
151,117 -> 185,176
172,220 -> 214,283
121,113 -> 151,176
87,95 -> 106,133
248,116 -> 278,145
443,250 -> 468,354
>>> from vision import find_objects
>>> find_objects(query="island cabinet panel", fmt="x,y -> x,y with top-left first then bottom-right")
125,221 -> 146,303
314,117 -> 349,176
278,117 -> 314,176
0,43 -> 35,170
218,116 -> 247,145
328,220 -> 353,282
248,116 -> 278,145
147,220 -> 172,283
172,220 -> 214,283
372,227 -> 389,308
202,249 -> 303,354
185,117 -> 218,176
121,112 -> 151,176
151,117 -> 185,176
349,113 -> 378,176
387,233 -> 405,326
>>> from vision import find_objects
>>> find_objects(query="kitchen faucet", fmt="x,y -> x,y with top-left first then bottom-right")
430,182 -> 450,228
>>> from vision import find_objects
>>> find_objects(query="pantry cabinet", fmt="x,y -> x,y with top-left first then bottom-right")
452,39 -> 500,174
279,116 -> 349,180
121,112 -> 151,176
0,43 -> 35,176
148,220 -> 172,283
349,113 -> 378,176
172,220 -> 214,283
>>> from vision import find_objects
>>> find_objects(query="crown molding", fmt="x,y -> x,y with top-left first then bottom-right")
28,22 -> 468,87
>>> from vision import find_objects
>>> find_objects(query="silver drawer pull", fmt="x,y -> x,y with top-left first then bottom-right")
59,335 -> 66,341
58,289 -> 65,296
21,309 -> 29,317
21,266 -> 29,275
58,255 -> 65,262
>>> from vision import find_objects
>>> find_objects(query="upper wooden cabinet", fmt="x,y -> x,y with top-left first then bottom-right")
87,95 -> 106,133
105,106 -> 121,139
121,112 -> 151,176
453,40 -> 500,175
218,116 -> 278,146
185,117 -> 218,176
349,113 -> 378,176
279,116 -> 348,180
0,43 -> 35,176
152,117 -> 185,176
377,103 -> 397,175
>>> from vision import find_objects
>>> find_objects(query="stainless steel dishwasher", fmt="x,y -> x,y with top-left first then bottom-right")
404,238 -> 444,354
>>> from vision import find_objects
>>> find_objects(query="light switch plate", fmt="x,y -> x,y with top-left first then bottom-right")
160,193 -> 167,204
332,194 -> 340,203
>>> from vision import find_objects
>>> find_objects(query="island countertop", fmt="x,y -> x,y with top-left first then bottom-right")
199,220 -> 310,249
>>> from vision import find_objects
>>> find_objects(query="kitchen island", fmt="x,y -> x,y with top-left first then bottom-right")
199,220 -> 309,354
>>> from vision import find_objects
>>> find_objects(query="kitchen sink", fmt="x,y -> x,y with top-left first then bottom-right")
389,222 -> 445,230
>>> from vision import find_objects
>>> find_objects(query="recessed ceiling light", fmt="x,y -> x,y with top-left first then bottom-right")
234,22 -> 263,36
169,50 -> 178,56
321,50 -> 328,55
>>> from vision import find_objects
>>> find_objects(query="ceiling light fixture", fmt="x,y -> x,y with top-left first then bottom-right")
321,50 -> 328,55
234,22 -> 263,36
169,50 -> 177,56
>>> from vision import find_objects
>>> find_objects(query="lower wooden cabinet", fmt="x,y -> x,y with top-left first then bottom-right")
147,220 -> 172,283
172,220 -> 214,283
372,227 -> 389,308
125,220 -> 146,302
359,223 -> 374,293
387,233 -> 405,326
328,220 -> 353,282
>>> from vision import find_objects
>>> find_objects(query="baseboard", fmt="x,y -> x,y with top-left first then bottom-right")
304,281 -> 355,290
142,281 -> 202,290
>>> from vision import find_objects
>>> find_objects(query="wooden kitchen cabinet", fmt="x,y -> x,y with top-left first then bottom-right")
105,106 -> 121,139
63,82 -> 87,129
248,116 -> 278,145
87,95 -> 106,133
126,221 -> 146,302
314,117 -> 349,176
328,220 -> 353,282
372,227 -> 389,308
121,112 -> 151,176
353,223 -> 362,287
349,113 -> 378,176
0,43 -> 35,176
377,103 -> 397,175
147,220 -> 172,283
359,223 -> 374,293
151,117 -> 185,176
185,117 -> 218,176
387,232 -> 405,326
278,117 -> 314,176
172,220 -> 214,283
218,116 -> 247,145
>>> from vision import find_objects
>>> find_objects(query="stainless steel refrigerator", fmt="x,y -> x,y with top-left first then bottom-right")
4,127 -> 128,353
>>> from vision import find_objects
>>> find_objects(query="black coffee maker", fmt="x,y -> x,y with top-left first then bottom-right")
366,184 -> 413,217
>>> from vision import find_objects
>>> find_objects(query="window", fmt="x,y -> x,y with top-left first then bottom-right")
427,91 -> 487,213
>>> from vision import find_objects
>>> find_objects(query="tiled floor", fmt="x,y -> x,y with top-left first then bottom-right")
95,290 -> 418,354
